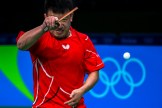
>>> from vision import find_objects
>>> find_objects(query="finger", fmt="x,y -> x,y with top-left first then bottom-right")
51,17 -> 55,27
68,101 -> 76,106
54,17 -> 59,28
50,16 -> 57,27
45,18 -> 50,27
50,17 -> 53,28
50,17 -> 59,29
70,91 -> 75,98
64,98 -> 75,105
55,17 -> 58,21
64,99 -> 73,104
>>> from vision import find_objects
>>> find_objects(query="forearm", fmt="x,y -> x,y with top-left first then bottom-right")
80,71 -> 99,94
17,25 -> 45,50
64,71 -> 99,106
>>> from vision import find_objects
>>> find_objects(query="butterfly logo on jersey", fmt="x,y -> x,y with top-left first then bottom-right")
62,44 -> 70,50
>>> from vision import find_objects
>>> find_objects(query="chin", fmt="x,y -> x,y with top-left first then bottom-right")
50,31 -> 68,40
54,35 -> 67,40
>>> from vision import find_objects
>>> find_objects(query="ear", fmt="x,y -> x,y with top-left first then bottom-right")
70,14 -> 73,22
44,13 -> 47,18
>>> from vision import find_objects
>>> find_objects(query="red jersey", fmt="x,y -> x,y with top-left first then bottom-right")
16,27 -> 104,108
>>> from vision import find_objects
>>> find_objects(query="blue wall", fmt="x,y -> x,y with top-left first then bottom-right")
0,45 -> 162,108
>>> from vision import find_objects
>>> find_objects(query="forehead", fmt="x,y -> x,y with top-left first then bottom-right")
47,10 -> 70,18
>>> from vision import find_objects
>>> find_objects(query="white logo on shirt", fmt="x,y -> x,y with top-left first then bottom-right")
62,44 -> 70,50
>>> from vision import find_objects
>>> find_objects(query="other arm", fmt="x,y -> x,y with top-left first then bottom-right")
64,71 -> 99,106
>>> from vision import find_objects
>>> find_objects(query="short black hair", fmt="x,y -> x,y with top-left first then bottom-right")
44,0 -> 74,14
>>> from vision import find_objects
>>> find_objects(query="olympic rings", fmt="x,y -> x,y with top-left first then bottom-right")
90,57 -> 146,99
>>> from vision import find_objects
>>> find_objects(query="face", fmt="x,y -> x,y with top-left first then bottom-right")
45,10 -> 73,39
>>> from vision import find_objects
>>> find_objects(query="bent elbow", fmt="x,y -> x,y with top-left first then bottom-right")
17,41 -> 26,50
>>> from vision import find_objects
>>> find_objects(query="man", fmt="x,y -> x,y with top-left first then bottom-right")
16,0 -> 104,107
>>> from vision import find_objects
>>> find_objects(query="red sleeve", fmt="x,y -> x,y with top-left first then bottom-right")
16,31 -> 24,42
16,31 -> 47,56
83,36 -> 104,74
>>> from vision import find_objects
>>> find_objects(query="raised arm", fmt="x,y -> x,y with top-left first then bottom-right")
17,16 -> 58,50
64,71 -> 99,106
17,25 -> 45,50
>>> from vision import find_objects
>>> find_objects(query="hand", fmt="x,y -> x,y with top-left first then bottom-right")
42,16 -> 59,32
64,88 -> 84,107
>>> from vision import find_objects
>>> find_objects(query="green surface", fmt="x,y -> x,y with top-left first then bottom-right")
0,106 -> 32,108
0,45 -> 33,101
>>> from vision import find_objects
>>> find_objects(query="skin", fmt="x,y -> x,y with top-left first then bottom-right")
17,10 -> 99,107
44,10 -> 73,39
17,9 -> 72,50
64,71 -> 99,107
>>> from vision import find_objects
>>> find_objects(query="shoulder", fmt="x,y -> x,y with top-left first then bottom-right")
70,27 -> 91,43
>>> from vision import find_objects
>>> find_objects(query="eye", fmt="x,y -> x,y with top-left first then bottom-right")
61,18 -> 68,22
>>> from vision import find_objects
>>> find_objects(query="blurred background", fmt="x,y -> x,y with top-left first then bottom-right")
0,0 -> 162,44
0,0 -> 162,108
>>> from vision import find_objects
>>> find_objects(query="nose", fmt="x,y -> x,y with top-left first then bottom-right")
57,23 -> 64,30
